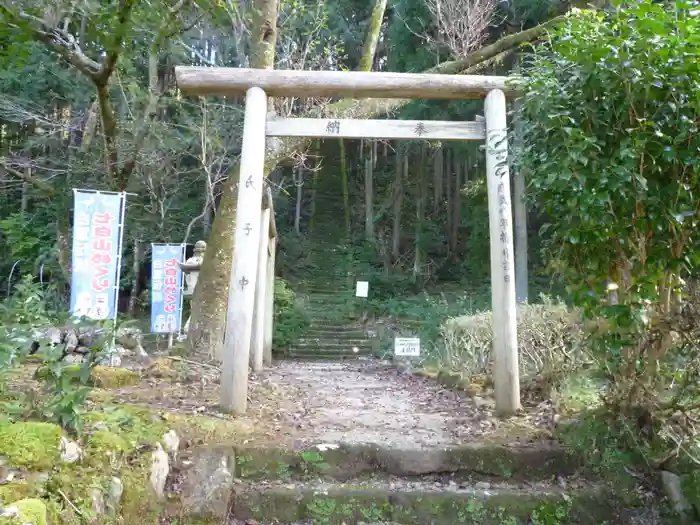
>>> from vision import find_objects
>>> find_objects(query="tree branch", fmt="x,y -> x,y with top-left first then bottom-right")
95,0 -> 138,85
0,161 -> 56,197
0,5 -> 101,79
265,15 -> 566,166
117,0 -> 191,187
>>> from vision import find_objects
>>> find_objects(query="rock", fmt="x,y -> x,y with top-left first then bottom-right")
0,498 -> 48,525
91,487 -> 105,515
162,430 -> 180,458
59,436 -> 82,463
475,481 -> 491,490
661,471 -> 693,518
106,476 -> 123,514
150,443 -> 170,501
90,421 -> 108,433
64,330 -> 79,353
472,396 -> 494,409
395,360 -> 413,376
179,448 -> 233,518
115,326 -> 148,358
62,354 -> 85,365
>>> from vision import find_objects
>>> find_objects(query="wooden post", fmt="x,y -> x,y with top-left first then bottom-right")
250,207 -> 271,373
263,235 -> 276,366
221,86 -> 268,413
484,89 -> 520,416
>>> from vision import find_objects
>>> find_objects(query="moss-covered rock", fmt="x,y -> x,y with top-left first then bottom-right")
0,422 -> 61,470
34,364 -> 141,389
0,498 -> 48,525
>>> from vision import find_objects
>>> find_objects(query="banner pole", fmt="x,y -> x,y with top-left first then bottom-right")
111,192 -> 128,355
179,243 -> 187,337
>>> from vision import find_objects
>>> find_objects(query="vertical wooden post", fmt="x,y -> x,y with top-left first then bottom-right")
513,98 -> 529,304
263,236 -> 276,365
221,86 -> 268,413
263,235 -> 276,366
484,89 -> 520,416
250,206 -> 271,373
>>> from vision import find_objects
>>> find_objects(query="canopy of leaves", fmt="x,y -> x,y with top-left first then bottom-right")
517,0 -> 699,311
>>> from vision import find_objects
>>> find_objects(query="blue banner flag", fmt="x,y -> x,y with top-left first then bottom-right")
70,190 -> 126,320
150,244 -> 186,333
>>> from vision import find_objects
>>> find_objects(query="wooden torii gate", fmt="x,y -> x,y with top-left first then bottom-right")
174,67 -> 521,417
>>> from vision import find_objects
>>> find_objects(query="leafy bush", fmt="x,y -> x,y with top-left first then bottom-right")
0,276 -> 107,433
440,297 -> 588,385
273,277 -> 310,349
516,0 -> 700,465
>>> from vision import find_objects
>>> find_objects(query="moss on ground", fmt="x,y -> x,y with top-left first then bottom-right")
0,498 -> 48,525
0,421 -> 61,470
0,396 -> 250,525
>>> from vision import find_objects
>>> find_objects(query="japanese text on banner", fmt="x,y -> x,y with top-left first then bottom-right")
151,244 -> 185,333
70,191 -> 125,320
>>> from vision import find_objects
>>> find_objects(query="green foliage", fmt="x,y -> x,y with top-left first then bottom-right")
0,277 -> 106,433
517,0 -> 700,468
273,277 -> 310,350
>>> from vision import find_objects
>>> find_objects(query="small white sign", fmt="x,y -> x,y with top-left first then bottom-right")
394,337 -> 421,357
355,281 -> 369,298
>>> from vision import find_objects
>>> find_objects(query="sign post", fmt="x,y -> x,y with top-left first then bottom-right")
150,244 -> 187,340
394,337 -> 421,357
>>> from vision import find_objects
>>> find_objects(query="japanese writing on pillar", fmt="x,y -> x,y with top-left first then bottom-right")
70,191 -> 125,320
497,181 -> 511,283
488,128 -> 512,284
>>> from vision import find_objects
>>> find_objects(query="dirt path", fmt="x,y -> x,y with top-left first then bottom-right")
106,358 -> 552,448
266,360 -> 509,448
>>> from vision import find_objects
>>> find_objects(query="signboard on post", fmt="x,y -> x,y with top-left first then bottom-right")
150,244 -> 186,334
70,190 -> 127,320
394,337 -> 421,357
355,281 -> 369,298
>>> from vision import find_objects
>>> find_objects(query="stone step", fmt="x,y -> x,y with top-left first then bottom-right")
183,442 -> 584,483
308,324 -> 368,332
295,338 -> 374,347
229,480 -> 615,525
305,329 -> 371,338
292,343 -> 373,353
278,352 -> 373,361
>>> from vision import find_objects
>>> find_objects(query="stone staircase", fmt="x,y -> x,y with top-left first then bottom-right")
284,172 -> 378,360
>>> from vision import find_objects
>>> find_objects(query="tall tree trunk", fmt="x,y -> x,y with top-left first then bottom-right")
451,158 -> 462,253
413,145 -> 426,282
357,0 -> 388,72
392,150 -> 404,261
294,167 -> 302,234
340,139 -> 351,238
433,147 -> 443,214
193,21 -> 564,345
128,239 -> 141,315
445,149 -> 453,251
187,0 -> 279,359
308,156 -> 319,235
365,145 -> 375,242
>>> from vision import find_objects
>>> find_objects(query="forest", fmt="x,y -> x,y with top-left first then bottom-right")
0,0 -> 699,523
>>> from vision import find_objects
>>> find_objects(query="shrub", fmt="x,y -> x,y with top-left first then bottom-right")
439,297 -> 588,384
0,276 -> 108,433
273,277 -> 310,349
516,0 -> 700,470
